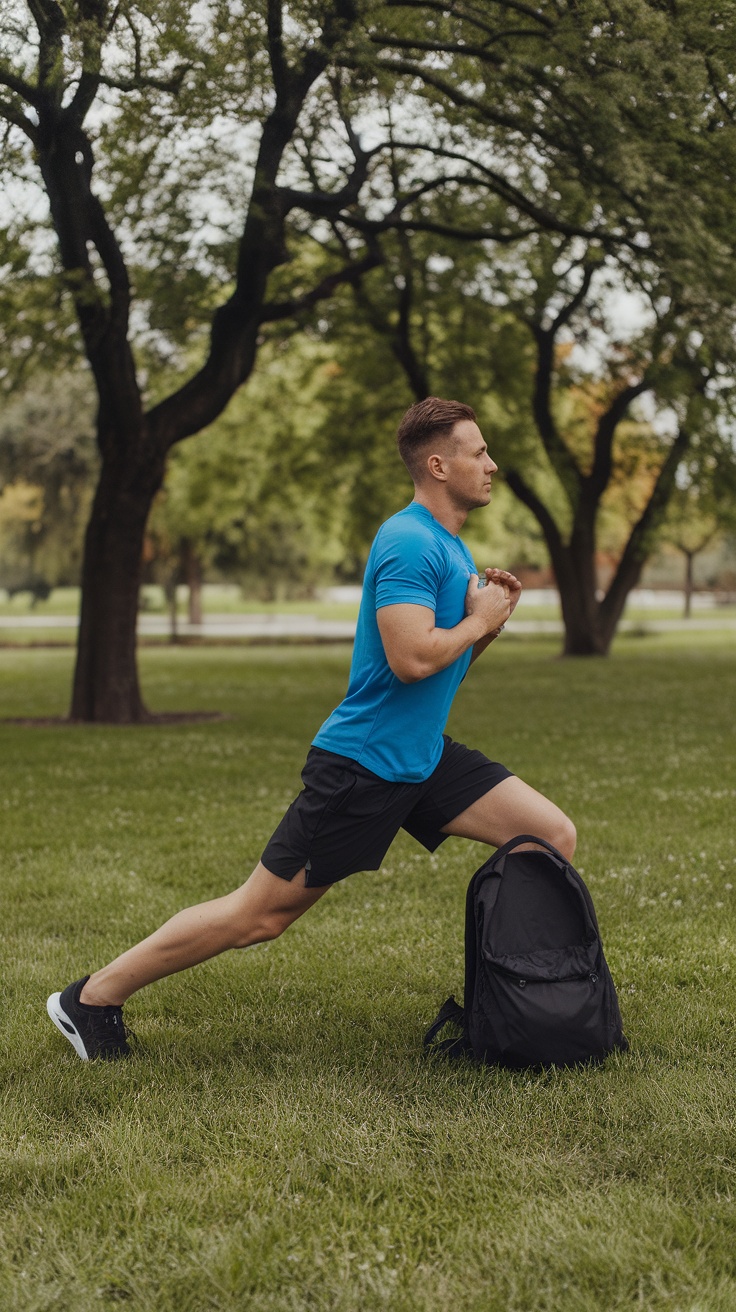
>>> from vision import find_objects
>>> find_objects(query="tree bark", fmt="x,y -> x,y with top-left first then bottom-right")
70,448 -> 165,722
183,540 -> 203,625
556,559 -> 608,655
166,577 -> 179,644
683,550 -> 694,619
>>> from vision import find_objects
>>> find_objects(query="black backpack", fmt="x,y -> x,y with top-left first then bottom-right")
425,834 -> 628,1069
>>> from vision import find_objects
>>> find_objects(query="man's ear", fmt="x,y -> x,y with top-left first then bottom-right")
426,452 -> 448,482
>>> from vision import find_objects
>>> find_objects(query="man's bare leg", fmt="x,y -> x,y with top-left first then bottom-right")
79,863 -> 328,1007
441,775 -> 576,858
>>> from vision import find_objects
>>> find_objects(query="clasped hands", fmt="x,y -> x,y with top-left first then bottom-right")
465,567 -> 522,633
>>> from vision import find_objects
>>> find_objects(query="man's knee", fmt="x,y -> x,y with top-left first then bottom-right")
550,814 -> 576,861
231,908 -> 292,950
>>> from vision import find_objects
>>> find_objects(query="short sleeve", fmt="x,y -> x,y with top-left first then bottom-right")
374,525 -> 444,612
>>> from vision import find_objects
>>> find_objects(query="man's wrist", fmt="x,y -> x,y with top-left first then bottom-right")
464,613 -> 488,644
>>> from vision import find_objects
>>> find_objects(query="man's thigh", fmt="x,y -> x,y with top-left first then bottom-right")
440,775 -> 576,859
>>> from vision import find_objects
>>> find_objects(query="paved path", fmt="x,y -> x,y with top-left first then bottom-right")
1,612 -> 735,638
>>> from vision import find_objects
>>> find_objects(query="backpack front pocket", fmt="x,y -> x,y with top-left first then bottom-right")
476,962 -> 609,1068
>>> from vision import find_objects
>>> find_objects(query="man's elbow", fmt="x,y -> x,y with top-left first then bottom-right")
388,654 -> 431,683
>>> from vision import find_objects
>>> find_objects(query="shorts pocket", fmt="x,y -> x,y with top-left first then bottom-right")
325,770 -> 358,814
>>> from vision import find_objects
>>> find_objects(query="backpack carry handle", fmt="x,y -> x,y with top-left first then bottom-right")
492,833 -> 568,877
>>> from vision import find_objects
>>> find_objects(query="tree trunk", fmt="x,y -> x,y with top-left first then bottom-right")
70,453 -> 164,722
557,515 -> 608,655
553,552 -> 608,655
183,540 -> 203,625
166,576 -> 179,644
683,550 -> 694,618
560,599 -> 609,655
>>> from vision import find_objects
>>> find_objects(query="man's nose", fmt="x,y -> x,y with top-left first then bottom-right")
486,457 -> 498,474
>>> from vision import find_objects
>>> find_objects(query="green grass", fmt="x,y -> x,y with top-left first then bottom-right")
1,635 -> 736,1311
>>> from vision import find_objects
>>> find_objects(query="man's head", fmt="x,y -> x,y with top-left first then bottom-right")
396,396 -> 497,511
397,397 -> 476,478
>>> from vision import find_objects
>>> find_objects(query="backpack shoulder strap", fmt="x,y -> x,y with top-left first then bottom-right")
423,995 -> 467,1056
464,860 -> 504,1012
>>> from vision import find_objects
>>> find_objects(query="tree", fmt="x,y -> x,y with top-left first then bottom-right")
0,0 -> 387,719
294,0 -> 736,653
3,0 -> 736,711
660,441 -> 736,617
313,205 -> 735,652
662,489 -> 719,619
499,249 -> 726,655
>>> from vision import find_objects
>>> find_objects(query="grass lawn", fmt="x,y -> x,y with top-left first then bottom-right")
1,634 -> 735,1311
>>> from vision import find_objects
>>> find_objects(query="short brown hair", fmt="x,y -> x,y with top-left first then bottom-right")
397,397 -> 476,481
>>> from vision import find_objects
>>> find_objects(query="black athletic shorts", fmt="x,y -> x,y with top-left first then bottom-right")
261,735 -> 513,888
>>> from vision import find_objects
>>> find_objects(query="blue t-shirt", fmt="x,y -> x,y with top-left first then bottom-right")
313,502 -> 477,782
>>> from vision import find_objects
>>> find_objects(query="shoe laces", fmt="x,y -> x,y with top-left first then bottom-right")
95,1005 -> 135,1054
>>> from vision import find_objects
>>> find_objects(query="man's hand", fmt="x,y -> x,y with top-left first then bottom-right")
483,568 -> 522,618
464,573 -> 513,634
465,568 -> 522,667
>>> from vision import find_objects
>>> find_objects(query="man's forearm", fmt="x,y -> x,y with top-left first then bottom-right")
399,613 -> 488,682
377,579 -> 513,683
469,626 -> 505,665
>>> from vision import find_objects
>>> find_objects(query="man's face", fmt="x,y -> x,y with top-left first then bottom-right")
440,420 -> 498,510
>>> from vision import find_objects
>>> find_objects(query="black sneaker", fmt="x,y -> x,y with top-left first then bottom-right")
46,976 -> 132,1061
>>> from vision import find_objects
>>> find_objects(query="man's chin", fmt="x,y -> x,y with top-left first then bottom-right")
456,490 -> 492,513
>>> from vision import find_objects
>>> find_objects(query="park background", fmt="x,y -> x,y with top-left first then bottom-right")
1,1 -> 736,1309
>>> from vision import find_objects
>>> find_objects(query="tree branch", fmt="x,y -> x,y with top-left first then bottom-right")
335,55 -> 541,143
0,63 -> 41,107
259,244 -> 382,323
547,260 -> 597,334
346,224 -> 432,400
369,36 -> 507,61
586,376 -> 654,502
27,0 -> 67,90
279,144 -> 382,217
350,213 -> 535,243
705,57 -> 736,124
505,467 -> 566,557
385,0 -> 553,33
371,139 -> 629,247
0,96 -> 38,140
528,330 -> 582,500
266,0 -> 289,97
146,3 -> 362,449
516,259 -> 604,500
94,66 -> 191,94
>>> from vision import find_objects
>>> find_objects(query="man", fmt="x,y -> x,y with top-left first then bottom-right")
47,397 -> 575,1060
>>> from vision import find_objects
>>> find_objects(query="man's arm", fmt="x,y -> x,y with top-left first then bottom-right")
377,575 -> 512,683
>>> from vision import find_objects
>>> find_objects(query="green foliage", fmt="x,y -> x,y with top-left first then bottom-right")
149,339 -> 366,596
0,230 -> 82,392
0,371 -> 97,595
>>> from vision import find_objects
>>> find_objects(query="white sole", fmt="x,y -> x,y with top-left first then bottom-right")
46,992 -> 90,1061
